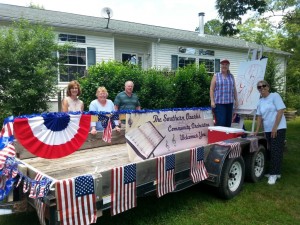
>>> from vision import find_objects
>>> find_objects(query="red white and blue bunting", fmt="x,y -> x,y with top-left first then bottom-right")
14,113 -> 91,159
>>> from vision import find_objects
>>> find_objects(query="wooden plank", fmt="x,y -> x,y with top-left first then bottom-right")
21,143 -> 130,180
15,129 -> 126,160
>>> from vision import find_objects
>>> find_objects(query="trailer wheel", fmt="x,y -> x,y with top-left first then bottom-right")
245,145 -> 266,183
218,157 -> 245,199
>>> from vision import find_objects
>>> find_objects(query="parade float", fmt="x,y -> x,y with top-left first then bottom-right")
0,107 -> 267,225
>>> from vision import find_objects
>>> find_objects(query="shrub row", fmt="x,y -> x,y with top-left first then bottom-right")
79,61 -> 212,110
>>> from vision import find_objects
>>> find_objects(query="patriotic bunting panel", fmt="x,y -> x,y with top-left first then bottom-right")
156,154 -> 176,198
32,173 -> 53,225
14,113 -> 91,159
111,163 -> 137,216
190,147 -> 208,183
56,174 -> 97,225
0,116 -> 17,201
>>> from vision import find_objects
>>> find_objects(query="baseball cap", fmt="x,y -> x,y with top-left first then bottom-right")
220,59 -> 230,64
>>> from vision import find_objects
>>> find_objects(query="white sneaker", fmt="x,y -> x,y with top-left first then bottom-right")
265,174 -> 281,179
268,175 -> 277,185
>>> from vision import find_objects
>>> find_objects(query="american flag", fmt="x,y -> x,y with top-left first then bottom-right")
33,173 -> 48,225
56,175 -> 97,225
0,144 -> 16,170
0,116 -> 14,150
190,147 -> 208,183
111,164 -> 137,216
102,118 -> 113,143
216,141 -> 242,158
99,113 -> 119,143
156,154 -> 175,198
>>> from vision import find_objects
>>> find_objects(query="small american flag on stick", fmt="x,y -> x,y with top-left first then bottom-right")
190,147 -> 208,183
56,175 -> 97,225
111,163 -> 137,216
156,154 -> 175,198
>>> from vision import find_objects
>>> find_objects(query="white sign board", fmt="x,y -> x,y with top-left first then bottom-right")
125,109 -> 214,162
236,58 -> 268,112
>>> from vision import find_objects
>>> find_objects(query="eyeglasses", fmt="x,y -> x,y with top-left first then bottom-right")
257,84 -> 267,90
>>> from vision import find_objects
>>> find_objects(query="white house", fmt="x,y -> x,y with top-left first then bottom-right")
0,3 -> 290,111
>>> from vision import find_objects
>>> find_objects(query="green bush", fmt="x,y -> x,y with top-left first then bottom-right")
79,61 -> 211,111
139,69 -> 175,109
79,61 -> 143,110
172,64 -> 211,108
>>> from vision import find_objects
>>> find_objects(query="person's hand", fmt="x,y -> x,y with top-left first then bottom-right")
234,101 -> 238,109
211,102 -> 216,108
271,128 -> 277,138
90,127 -> 97,135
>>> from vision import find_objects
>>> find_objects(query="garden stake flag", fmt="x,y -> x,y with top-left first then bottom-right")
99,113 -> 119,143
56,175 -> 97,225
190,147 -> 208,183
14,113 -> 90,159
111,164 -> 137,216
156,154 -> 175,197
102,118 -> 112,143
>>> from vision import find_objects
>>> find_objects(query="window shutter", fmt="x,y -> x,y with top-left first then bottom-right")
87,47 -> 96,67
215,59 -> 220,73
171,55 -> 178,70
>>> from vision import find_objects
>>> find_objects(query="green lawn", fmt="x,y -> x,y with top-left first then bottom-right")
1,118 -> 300,225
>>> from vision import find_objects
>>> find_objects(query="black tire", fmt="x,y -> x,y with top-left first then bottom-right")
245,144 -> 266,183
218,157 -> 245,199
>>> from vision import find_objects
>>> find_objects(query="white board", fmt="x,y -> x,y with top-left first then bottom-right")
236,58 -> 268,111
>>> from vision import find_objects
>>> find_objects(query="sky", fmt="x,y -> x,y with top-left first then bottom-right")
0,0 -> 220,31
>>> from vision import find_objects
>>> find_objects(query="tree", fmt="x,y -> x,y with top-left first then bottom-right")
280,8 -> 300,110
0,20 -> 69,121
195,19 -> 223,35
236,17 -> 282,49
205,19 -> 223,35
216,0 -> 297,36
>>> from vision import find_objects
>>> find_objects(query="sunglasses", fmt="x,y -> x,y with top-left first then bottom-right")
257,84 -> 267,90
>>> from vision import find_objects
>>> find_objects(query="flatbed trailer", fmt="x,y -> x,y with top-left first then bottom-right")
1,110 -> 268,225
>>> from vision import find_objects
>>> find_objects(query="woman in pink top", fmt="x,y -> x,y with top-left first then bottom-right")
61,80 -> 84,112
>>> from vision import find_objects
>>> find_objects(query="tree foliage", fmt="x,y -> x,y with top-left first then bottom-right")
195,19 -> 223,36
0,20 -> 68,121
216,0 -> 297,36
280,8 -> 300,110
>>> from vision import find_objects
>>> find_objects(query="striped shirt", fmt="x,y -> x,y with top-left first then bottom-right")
214,72 -> 235,104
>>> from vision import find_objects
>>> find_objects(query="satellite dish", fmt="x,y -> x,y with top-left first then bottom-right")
101,7 -> 113,28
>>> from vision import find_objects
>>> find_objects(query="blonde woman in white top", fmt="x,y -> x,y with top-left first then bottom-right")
62,80 -> 84,112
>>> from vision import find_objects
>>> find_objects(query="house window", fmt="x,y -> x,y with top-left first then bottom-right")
199,58 -> 215,75
122,53 -> 142,67
58,34 -> 86,43
59,48 -> 86,82
179,57 -> 196,68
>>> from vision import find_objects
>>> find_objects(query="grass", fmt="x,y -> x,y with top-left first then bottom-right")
1,118 -> 300,225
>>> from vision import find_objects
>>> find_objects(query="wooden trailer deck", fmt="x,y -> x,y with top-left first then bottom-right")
15,129 -> 130,180
21,143 -> 129,180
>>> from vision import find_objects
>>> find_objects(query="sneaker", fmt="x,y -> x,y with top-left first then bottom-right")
268,175 -> 277,185
265,174 -> 281,179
